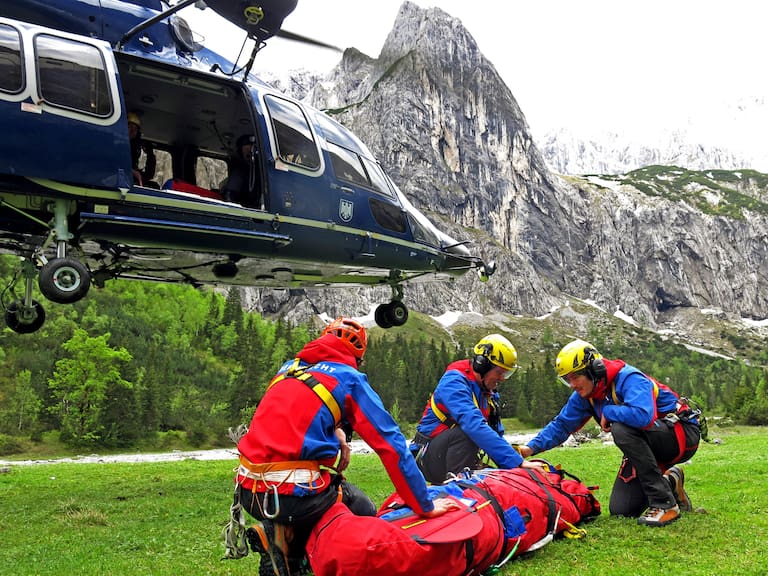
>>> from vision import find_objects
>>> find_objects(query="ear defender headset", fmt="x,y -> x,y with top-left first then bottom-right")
472,343 -> 494,375
583,346 -> 607,382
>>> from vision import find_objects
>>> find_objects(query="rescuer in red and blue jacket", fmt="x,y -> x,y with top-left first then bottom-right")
411,334 -> 542,484
519,339 -> 702,528
234,317 -> 456,575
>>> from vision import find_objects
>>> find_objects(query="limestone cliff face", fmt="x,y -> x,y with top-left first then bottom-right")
559,170 -> 768,325
259,1 -> 768,332
539,128 -> 752,176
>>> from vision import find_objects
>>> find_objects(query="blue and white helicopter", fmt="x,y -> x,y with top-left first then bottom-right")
0,0 -> 494,333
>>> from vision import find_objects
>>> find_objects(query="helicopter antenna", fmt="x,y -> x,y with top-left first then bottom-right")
241,40 -> 266,80
210,33 -> 252,76
116,0 -> 198,50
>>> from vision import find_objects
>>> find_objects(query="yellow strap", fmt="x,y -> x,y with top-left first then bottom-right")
430,391 -> 480,424
430,394 -> 450,423
267,358 -> 302,390
303,374 -> 342,423
267,359 -> 342,425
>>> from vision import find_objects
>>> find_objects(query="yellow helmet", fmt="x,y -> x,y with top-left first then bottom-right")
555,339 -> 603,383
472,334 -> 518,376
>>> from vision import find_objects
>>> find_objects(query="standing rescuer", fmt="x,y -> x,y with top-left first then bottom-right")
518,339 -> 702,527
227,317 -> 457,576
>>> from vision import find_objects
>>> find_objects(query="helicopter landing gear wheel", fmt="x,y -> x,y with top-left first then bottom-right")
38,258 -> 91,304
4,300 -> 46,334
375,303 -> 394,329
374,300 -> 409,329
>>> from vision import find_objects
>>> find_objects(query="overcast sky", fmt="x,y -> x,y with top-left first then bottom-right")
185,0 -> 766,157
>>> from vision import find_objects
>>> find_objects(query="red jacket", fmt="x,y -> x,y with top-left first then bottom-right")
237,333 -> 433,514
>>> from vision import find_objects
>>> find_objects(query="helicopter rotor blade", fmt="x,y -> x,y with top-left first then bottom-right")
274,29 -> 341,51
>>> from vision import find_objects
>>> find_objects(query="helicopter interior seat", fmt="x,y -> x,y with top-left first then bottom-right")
220,143 -> 262,208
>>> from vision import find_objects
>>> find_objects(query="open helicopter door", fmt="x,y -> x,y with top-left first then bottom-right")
0,19 -> 131,189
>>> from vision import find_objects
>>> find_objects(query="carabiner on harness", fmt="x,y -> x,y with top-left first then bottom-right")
262,484 -> 280,519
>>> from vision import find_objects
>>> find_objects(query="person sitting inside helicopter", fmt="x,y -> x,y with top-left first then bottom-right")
220,134 -> 261,207
127,111 -> 157,188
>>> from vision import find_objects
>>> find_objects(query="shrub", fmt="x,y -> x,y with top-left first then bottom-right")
0,433 -> 25,456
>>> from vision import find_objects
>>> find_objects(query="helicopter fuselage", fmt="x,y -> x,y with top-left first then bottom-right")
0,0 -> 488,332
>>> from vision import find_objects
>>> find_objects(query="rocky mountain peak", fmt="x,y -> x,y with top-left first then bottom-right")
310,2 -> 553,237
378,2 -> 483,70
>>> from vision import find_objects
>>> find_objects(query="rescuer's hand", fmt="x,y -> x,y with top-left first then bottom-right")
422,497 -> 460,518
334,427 -> 351,472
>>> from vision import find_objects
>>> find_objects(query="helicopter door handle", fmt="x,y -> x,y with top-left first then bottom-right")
332,183 -> 355,194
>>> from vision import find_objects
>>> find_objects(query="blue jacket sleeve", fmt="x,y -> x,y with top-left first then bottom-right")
340,367 -> 434,514
435,374 -> 523,469
602,369 -> 656,428
527,392 -> 593,454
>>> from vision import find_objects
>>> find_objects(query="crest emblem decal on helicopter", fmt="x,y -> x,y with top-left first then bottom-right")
339,199 -> 354,222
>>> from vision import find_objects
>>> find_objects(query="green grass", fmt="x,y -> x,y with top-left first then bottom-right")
1,426 -> 766,575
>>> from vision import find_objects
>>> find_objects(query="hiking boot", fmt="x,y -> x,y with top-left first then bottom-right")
637,505 -> 680,527
246,520 -> 291,576
665,466 -> 692,512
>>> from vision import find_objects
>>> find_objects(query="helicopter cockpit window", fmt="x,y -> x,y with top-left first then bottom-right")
360,157 -> 394,197
264,95 -> 320,170
0,25 -> 23,94
35,35 -> 111,117
407,213 -> 440,246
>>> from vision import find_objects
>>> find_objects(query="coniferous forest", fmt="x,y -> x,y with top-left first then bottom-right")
0,255 -> 766,455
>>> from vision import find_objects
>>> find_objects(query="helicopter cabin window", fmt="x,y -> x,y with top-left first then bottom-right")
361,157 -> 394,197
34,35 -> 111,117
264,95 -> 320,170
196,156 -> 228,191
0,25 -> 23,94
326,141 -> 394,197
327,142 -> 368,187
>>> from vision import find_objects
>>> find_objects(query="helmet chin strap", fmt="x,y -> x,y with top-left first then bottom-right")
479,371 -> 493,393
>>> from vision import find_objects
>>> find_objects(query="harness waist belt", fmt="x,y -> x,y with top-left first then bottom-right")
238,455 -> 323,485
238,466 -> 322,484
413,430 -> 432,445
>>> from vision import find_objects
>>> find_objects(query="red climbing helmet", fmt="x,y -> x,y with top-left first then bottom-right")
322,317 -> 368,359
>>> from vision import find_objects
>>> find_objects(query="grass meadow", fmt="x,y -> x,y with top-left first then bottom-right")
1,425 -> 766,575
